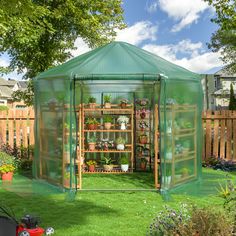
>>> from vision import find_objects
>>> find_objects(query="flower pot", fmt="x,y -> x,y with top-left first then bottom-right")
104,122 -> 112,130
121,164 -> 129,172
88,165 -> 95,172
88,143 -> 96,151
117,144 -> 125,150
89,103 -> 96,109
103,165 -> 113,171
104,103 -> 111,108
120,122 -> 127,130
87,124 -> 98,130
120,103 -> 127,108
139,136 -> 148,144
1,172 -> 13,181
140,162 -> 146,170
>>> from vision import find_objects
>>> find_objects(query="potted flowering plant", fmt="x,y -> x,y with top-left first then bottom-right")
88,96 -> 96,109
86,118 -> 99,130
139,120 -> 149,131
117,116 -> 129,130
104,94 -> 112,108
87,135 -> 97,151
139,134 -> 148,144
103,115 -> 113,130
120,99 -> 129,108
0,151 -> 15,181
116,137 -> 126,150
86,160 -> 97,172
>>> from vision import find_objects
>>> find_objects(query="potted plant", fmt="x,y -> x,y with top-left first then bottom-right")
117,116 -> 129,130
88,96 -> 96,109
100,157 -> 114,171
139,120 -> 149,131
86,160 -> 97,172
104,94 -> 112,108
120,99 -> 129,108
120,155 -> 129,172
140,108 -> 150,119
140,158 -> 148,170
86,118 -> 99,130
139,134 -> 148,144
116,137 -> 126,150
103,115 -> 113,130
0,151 -> 15,181
136,98 -> 149,106
181,168 -> 190,178
87,135 -> 97,151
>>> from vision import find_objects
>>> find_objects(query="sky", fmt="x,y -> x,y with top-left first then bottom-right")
1,0 -> 223,80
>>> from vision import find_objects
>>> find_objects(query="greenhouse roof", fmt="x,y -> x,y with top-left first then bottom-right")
37,41 -> 200,80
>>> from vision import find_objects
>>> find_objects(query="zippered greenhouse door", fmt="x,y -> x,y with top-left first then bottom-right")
154,104 -> 160,189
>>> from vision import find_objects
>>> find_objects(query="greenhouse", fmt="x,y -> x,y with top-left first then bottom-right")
33,41 -> 203,192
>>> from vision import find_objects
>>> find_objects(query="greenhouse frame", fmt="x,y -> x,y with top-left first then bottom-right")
33,41 -> 203,192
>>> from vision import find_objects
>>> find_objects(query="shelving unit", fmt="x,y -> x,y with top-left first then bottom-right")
164,104 -> 197,187
81,104 -> 134,174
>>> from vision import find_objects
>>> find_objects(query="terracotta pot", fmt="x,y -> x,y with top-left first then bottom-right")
104,103 -> 111,108
1,172 -> 13,181
103,165 -> 113,171
88,165 -> 95,172
139,136 -> 148,144
88,143 -> 96,151
104,122 -> 112,130
120,103 -> 127,108
89,103 -> 96,109
87,124 -> 98,130
140,162 -> 146,170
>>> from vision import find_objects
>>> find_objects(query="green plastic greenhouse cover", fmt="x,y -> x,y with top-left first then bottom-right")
34,41 -> 203,193
37,41 -> 200,81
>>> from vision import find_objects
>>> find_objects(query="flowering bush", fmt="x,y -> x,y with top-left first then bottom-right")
0,164 -> 15,174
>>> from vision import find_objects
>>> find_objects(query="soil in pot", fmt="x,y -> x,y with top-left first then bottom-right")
1,172 -> 13,181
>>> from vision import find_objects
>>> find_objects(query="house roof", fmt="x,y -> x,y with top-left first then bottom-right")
214,68 -> 236,77
0,85 -> 13,98
37,41 -> 200,81
0,78 -> 17,86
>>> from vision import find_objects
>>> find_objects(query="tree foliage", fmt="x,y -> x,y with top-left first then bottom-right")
0,0 -> 125,105
205,0 -> 236,72
228,83 -> 236,110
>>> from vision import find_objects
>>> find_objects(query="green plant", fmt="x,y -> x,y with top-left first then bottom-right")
88,96 -> 96,103
116,137 -> 126,145
87,135 -> 97,143
120,155 -> 129,165
0,106 -> 8,111
64,123 -> 69,129
0,151 -> 14,166
180,168 -> 190,176
86,118 -> 99,125
86,160 -> 97,166
100,157 -> 114,165
140,158 -> 147,163
104,94 -> 112,103
120,98 -> 128,104
0,164 -> 15,173
103,115 -> 113,123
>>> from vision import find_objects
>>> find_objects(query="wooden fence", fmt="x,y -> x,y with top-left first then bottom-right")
0,108 -> 236,162
0,108 -> 34,149
202,110 -> 236,162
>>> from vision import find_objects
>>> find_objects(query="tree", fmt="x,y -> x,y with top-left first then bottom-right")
228,83 -> 236,110
204,0 -> 236,72
0,0 -> 125,105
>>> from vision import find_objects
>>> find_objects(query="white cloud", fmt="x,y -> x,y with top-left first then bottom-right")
158,0 -> 210,32
116,21 -> 157,45
70,37 -> 91,57
143,40 -> 223,73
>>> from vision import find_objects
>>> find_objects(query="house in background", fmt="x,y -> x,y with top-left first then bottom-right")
213,68 -> 236,109
0,78 -> 28,109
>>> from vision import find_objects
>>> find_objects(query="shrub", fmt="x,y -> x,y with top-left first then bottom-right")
0,151 -> 14,166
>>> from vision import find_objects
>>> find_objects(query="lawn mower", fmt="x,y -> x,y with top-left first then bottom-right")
0,205 -> 54,236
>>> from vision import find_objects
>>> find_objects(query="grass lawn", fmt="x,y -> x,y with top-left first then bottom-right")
0,168 -> 235,236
